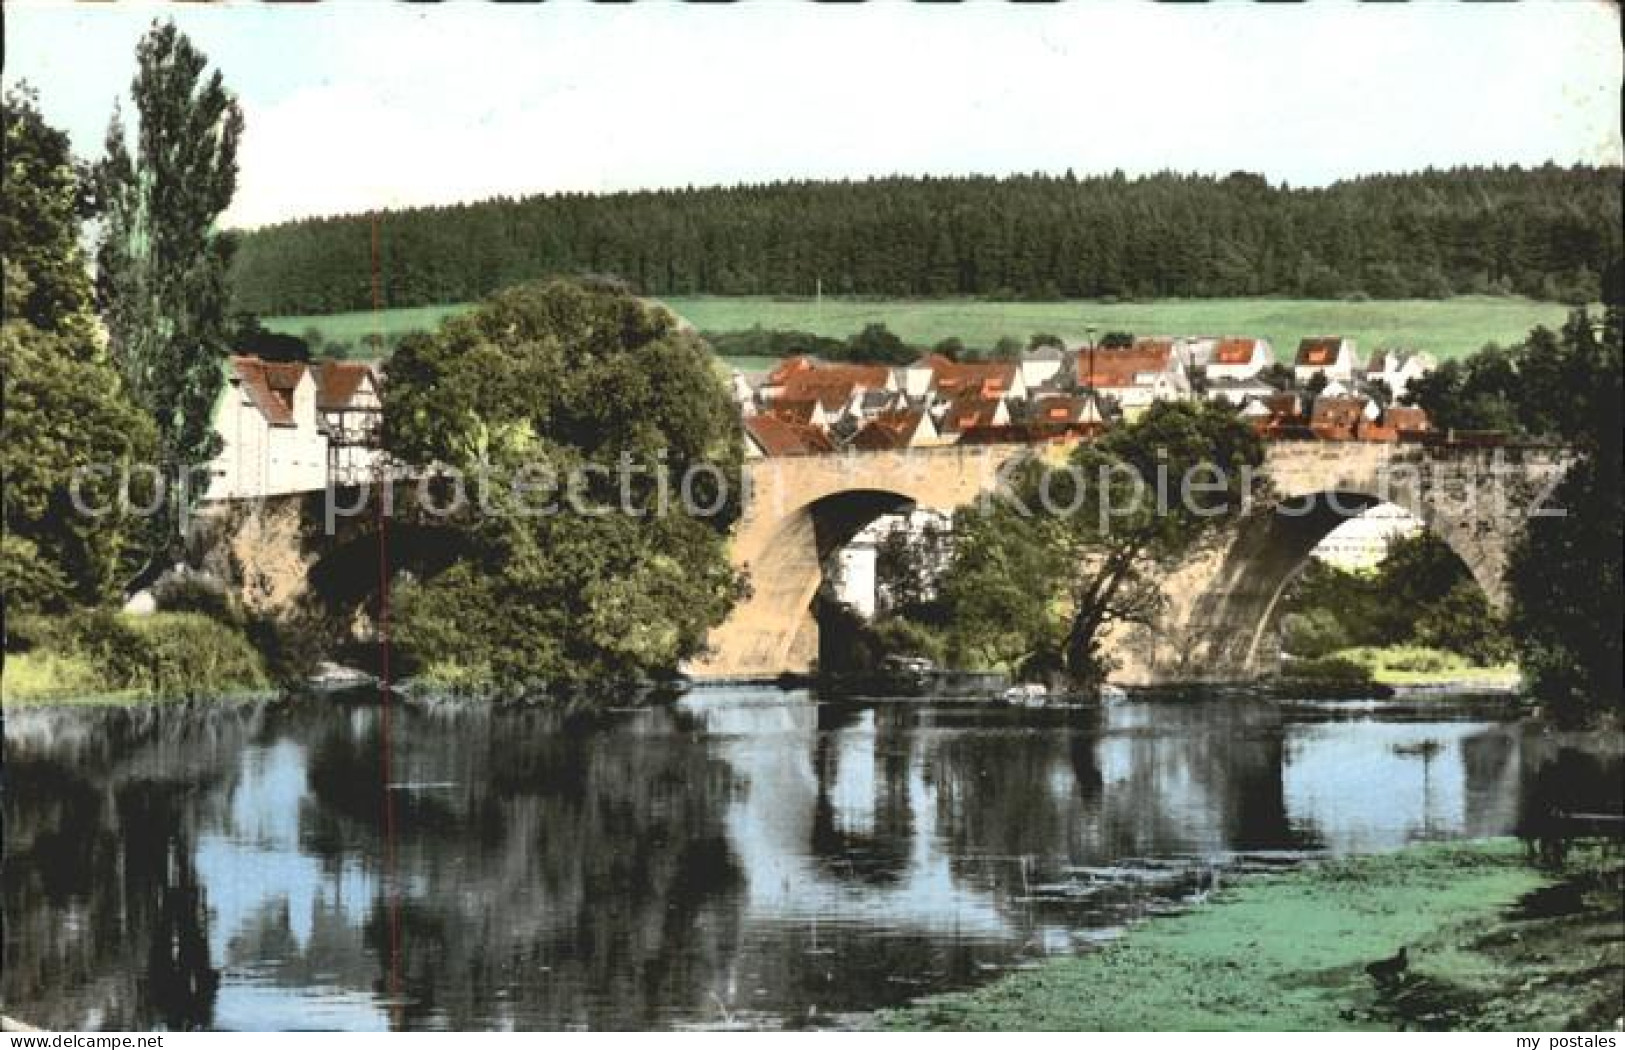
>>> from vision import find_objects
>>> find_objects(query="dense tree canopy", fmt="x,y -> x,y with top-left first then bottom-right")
383,278 -> 744,688
2,86 -> 98,344
3,89 -> 158,612
1502,307 -> 1622,723
1408,301 -> 1623,719
233,167 -> 1621,315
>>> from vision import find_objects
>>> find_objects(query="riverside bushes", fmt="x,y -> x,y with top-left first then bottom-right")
4,611 -> 268,703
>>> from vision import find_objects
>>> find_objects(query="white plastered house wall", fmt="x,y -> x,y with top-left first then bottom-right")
205,362 -> 329,500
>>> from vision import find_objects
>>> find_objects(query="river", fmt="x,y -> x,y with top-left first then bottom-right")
3,688 -> 1618,1031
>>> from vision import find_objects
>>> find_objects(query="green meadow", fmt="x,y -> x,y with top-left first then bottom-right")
663,295 -> 1578,362
266,295 -> 1577,366
263,303 -> 469,357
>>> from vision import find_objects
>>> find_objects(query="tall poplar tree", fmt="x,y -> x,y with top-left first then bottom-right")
96,21 -> 243,533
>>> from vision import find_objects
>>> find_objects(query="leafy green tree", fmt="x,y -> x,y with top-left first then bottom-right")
384,278 -> 745,688
96,20 -> 243,548
229,313 -> 309,361
1258,362 -> 1295,391
1506,307 -> 1622,722
844,322 -> 915,365
2,86 -> 98,344
989,335 -> 1024,361
939,507 -> 1068,672
1278,530 -> 1512,663
2,273 -> 157,613
1,92 -> 157,613
940,401 -> 1265,687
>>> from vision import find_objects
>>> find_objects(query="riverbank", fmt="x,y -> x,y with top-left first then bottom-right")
883,839 -> 1624,1031
1334,646 -> 1522,689
3,611 -> 269,707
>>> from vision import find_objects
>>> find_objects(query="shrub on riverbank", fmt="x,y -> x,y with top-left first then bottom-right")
1280,654 -> 1374,684
3,611 -> 268,704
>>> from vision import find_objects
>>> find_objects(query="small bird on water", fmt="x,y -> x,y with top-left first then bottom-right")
1365,946 -> 1409,986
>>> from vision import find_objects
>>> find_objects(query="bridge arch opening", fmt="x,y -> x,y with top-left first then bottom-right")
732,487 -> 938,674
1207,491 -> 1504,677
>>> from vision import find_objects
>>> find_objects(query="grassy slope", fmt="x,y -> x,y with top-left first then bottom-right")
265,296 -> 1576,367
884,840 -> 1624,1032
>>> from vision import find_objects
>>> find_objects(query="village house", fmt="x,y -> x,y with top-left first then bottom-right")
1365,349 -> 1436,400
1205,337 -> 1275,381
762,398 -> 834,432
1018,345 -> 1068,390
1246,391 -> 1311,438
1025,391 -> 1111,438
766,360 -> 897,423
899,355 -> 945,397
1205,374 -> 1277,406
850,408 -> 947,450
1381,405 -> 1430,433
1309,394 -> 1378,439
936,393 -> 1011,435
743,412 -> 836,458
728,370 -> 758,415
1294,336 -> 1360,386
207,356 -> 330,499
1075,343 -> 1191,416
931,358 -> 1028,402
313,360 -> 384,486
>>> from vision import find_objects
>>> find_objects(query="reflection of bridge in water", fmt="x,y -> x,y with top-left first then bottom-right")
9,693 -> 1601,1029
694,440 -> 1570,682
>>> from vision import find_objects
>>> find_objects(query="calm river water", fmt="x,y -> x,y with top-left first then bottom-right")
4,689 -> 1618,1031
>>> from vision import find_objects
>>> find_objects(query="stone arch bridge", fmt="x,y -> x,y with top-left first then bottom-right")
199,440 -> 1570,685
693,440 -> 1571,683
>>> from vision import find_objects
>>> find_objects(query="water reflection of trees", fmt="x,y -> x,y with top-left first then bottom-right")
10,696 -> 1614,1032
921,703 -> 1295,881
4,705 -> 259,1029
293,705 -> 747,1029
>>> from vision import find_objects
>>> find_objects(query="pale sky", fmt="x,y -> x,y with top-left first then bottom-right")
7,0 -> 1621,230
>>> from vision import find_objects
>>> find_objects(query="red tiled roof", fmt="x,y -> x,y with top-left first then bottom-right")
851,409 -> 928,451
776,363 -> 891,410
763,399 -> 825,428
313,361 -> 376,410
938,395 -> 1004,433
744,413 -> 835,456
1295,337 -> 1345,366
1213,338 -> 1260,365
1261,393 -> 1302,417
766,355 -> 817,386
926,359 -> 1019,401
779,374 -> 860,412
1309,395 -> 1368,430
230,356 -> 299,427
1035,395 -> 1093,424
1076,346 -> 1173,389
1382,406 -> 1429,431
